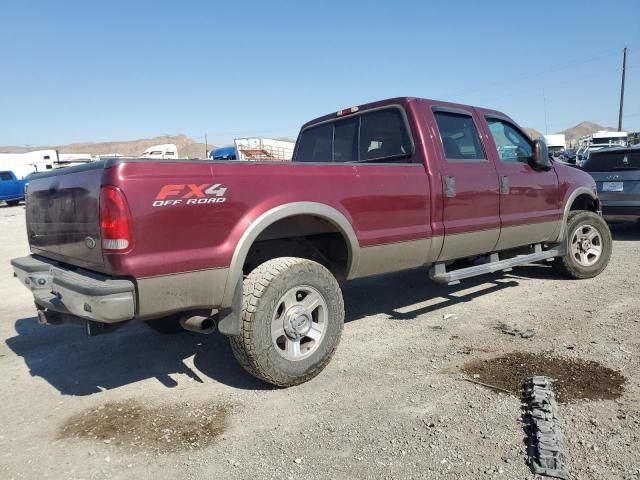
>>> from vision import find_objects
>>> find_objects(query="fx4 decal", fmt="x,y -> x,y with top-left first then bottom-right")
153,183 -> 227,207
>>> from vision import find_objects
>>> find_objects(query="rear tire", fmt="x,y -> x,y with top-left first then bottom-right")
5,200 -> 21,206
144,314 -> 185,334
553,211 -> 612,279
230,257 -> 344,387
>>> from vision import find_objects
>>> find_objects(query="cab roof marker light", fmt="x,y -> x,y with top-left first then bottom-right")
336,106 -> 359,117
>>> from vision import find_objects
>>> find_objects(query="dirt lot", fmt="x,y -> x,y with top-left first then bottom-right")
1,203 -> 639,480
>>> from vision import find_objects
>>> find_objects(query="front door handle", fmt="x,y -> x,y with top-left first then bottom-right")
444,175 -> 456,198
500,175 -> 510,194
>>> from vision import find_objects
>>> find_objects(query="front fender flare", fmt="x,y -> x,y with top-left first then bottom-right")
551,187 -> 599,242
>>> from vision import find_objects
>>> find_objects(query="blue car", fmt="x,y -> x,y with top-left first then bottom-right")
0,170 -> 28,206
208,146 -> 237,160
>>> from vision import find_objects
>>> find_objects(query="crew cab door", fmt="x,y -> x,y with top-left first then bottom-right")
478,113 -> 562,249
427,105 -> 501,261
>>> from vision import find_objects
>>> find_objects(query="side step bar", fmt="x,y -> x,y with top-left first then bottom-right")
429,244 -> 560,285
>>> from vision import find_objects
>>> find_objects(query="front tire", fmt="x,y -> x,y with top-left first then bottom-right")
230,257 -> 344,387
5,200 -> 21,207
553,210 -> 612,279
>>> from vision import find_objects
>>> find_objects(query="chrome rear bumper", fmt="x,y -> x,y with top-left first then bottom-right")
11,256 -> 135,323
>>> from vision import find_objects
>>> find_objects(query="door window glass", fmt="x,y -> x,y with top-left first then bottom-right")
433,112 -> 485,162
487,119 -> 533,163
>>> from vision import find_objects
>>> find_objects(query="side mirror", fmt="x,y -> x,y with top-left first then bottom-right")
531,139 -> 552,170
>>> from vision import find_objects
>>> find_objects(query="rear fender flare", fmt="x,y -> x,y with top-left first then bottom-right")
217,202 -> 360,335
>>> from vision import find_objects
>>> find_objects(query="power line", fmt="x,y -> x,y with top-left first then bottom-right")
444,47 -> 623,98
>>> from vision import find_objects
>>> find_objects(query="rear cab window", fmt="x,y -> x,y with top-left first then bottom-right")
1,172 -> 15,181
293,107 -> 413,164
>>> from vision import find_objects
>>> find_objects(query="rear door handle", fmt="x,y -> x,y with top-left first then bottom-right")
444,175 -> 456,198
500,175 -> 510,194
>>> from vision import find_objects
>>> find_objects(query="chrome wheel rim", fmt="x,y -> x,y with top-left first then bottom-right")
570,224 -> 603,267
271,285 -> 328,361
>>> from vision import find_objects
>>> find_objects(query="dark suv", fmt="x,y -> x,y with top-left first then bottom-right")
582,146 -> 640,222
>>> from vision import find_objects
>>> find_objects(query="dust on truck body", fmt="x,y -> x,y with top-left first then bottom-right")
11,97 -> 611,387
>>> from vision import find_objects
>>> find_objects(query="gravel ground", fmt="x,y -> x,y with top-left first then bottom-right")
1,203 -> 639,480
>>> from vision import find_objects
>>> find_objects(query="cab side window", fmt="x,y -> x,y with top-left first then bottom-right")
486,119 -> 533,164
433,112 -> 485,162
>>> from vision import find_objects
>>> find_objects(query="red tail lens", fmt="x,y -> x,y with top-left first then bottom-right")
100,186 -> 133,252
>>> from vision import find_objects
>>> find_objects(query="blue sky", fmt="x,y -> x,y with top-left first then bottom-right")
1,0 -> 639,146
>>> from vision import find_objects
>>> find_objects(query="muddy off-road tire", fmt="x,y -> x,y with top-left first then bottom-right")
144,314 -> 185,334
553,210 -> 612,279
230,257 -> 344,387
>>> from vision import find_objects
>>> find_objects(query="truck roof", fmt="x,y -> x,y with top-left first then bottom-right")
300,96 -> 510,131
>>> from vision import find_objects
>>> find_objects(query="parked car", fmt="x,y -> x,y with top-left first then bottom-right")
208,146 -> 237,160
582,146 -> 640,223
11,96 -> 611,387
563,148 -> 577,164
0,169 -> 29,206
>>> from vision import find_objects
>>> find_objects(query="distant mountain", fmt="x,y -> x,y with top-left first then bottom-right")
523,128 -> 543,140
558,122 -> 617,142
522,122 -> 619,142
0,134 -> 216,159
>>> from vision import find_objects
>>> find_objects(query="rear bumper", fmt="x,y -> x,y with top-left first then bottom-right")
601,204 -> 640,222
11,255 -> 135,323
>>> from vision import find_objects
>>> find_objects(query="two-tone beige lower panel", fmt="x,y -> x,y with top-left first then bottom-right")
437,228 -> 499,262
494,221 -> 559,251
136,268 -> 228,319
353,238 -> 436,278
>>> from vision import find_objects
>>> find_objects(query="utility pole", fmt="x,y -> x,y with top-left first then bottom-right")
205,134 -> 208,159
618,47 -> 627,131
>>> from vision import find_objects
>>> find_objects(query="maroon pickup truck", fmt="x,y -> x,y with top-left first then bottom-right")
11,97 -> 612,387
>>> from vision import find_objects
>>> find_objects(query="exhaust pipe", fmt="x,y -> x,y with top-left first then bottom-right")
180,312 -> 217,334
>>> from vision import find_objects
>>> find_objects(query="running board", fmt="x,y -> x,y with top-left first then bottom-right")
429,244 -> 560,285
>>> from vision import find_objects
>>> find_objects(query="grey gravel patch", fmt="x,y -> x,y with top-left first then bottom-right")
58,400 -> 229,453
497,322 -> 536,339
523,376 -> 569,479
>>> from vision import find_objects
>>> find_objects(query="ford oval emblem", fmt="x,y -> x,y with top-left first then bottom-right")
85,236 -> 97,249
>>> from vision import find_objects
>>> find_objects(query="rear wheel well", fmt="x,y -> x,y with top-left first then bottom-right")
243,215 -> 350,281
569,193 -> 599,212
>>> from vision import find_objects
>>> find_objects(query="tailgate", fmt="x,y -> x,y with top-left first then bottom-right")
26,163 -> 105,269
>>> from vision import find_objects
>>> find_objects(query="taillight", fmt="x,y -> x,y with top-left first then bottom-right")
100,185 -> 133,252
336,106 -> 359,117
